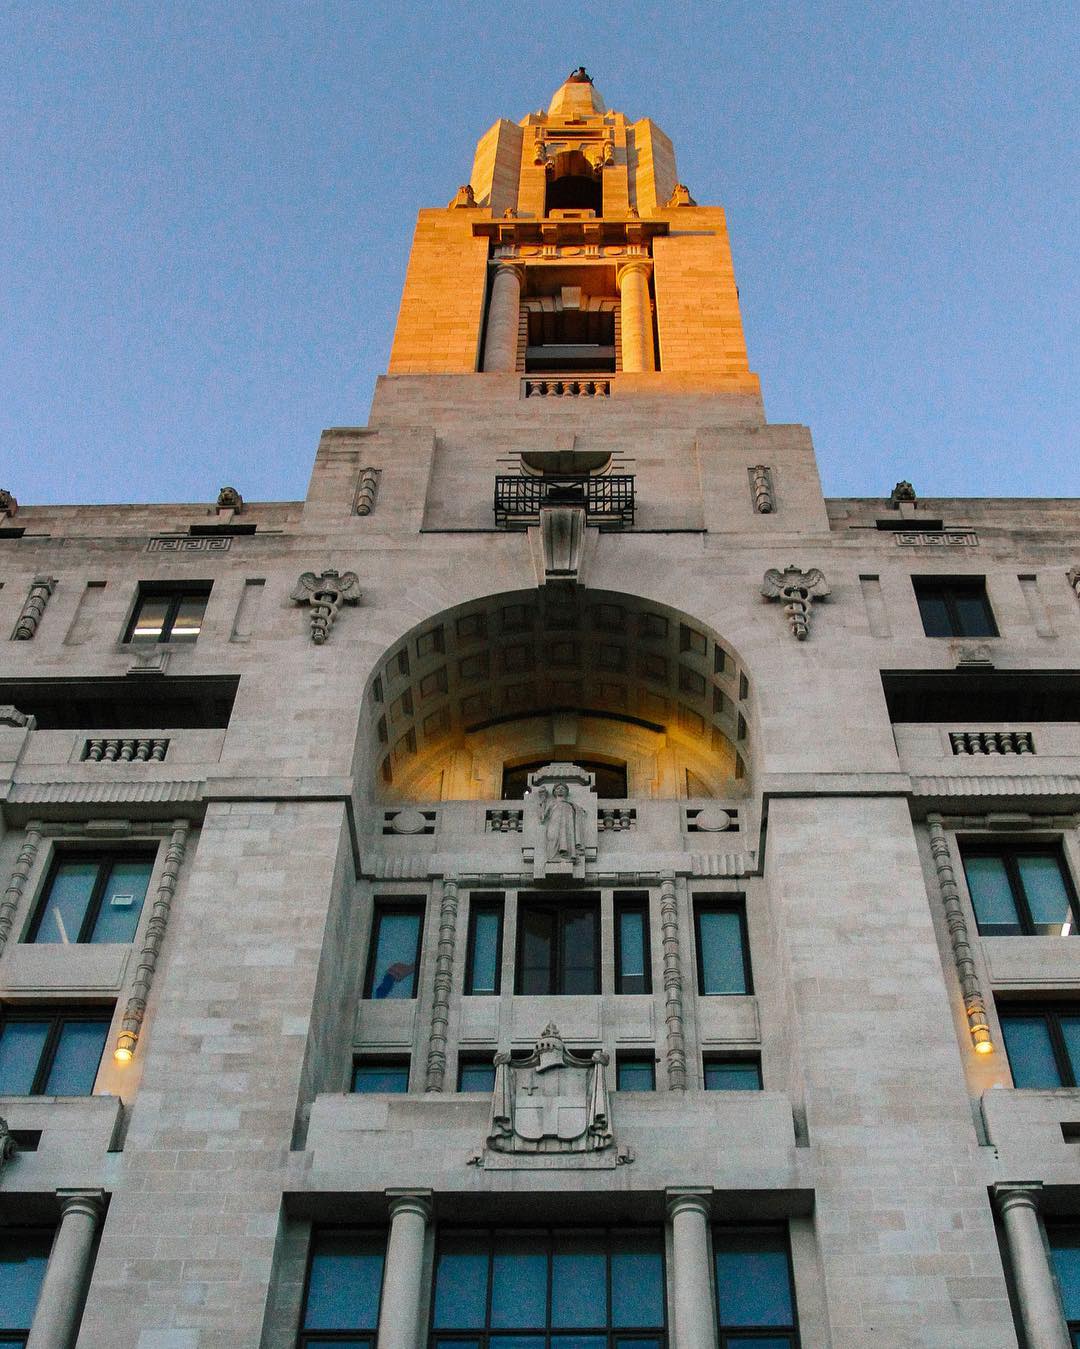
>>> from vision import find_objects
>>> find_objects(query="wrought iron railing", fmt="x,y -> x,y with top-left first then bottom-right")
493,474 -> 635,528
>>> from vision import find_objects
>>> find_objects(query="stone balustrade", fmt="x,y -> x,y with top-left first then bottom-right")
485,808 -> 523,832
524,378 -> 611,397
949,730 -> 1034,755
82,737 -> 169,762
598,807 -> 636,831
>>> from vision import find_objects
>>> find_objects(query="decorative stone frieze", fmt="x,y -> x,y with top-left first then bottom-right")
485,808 -> 523,833
291,568 -> 361,643
147,535 -> 232,552
761,564 -> 829,640
894,530 -> 978,546
598,807 -> 636,831
521,762 -> 598,879
354,466 -> 380,515
949,731 -> 1033,756
927,813 -> 992,1054
83,737 -> 169,762
0,821 -> 43,957
952,641 -> 994,668
424,877 -> 459,1092
11,574 -> 57,640
659,872 -> 688,1090
685,806 -> 735,832
749,465 -> 774,513
487,1023 -> 612,1155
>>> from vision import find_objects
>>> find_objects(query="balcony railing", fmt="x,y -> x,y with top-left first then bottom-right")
494,474 -> 635,529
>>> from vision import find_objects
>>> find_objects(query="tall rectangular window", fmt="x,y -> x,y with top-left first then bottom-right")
352,1058 -> 410,1094
299,1229 -> 385,1347
125,583 -> 211,644
616,1053 -> 656,1091
714,1226 -> 799,1346
962,846 -> 1079,936
999,1005 -> 1080,1087
0,1006 -> 111,1096
694,900 -> 752,995
516,896 -> 600,995
0,1231 -> 51,1347
457,1056 -> 496,1093
704,1056 -> 763,1091
912,576 -> 997,637
363,902 -> 424,1000
27,852 -> 154,945
614,892 -> 652,994
1048,1228 -> 1080,1346
430,1227 -> 665,1343
464,896 -> 504,995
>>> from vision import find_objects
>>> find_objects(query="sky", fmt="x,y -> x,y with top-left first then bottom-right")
1,1 -> 1077,505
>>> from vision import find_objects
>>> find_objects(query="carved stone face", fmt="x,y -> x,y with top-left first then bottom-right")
552,783 -> 570,799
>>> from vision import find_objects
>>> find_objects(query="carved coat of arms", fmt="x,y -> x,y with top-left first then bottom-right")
487,1024 -> 612,1154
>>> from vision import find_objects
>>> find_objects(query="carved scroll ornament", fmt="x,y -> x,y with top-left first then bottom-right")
761,564 -> 830,640
291,569 -> 361,644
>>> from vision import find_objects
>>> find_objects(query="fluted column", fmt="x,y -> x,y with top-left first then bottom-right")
994,1183 -> 1071,1349
666,1188 -> 716,1349
617,261 -> 655,372
482,263 -> 524,372
26,1189 -> 105,1349
377,1189 -> 433,1349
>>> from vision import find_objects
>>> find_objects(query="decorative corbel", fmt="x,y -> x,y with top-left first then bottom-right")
291,568 -> 361,643
749,465 -> 774,514
532,505 -> 593,588
761,564 -> 830,640
355,467 -> 381,516
11,575 -> 57,641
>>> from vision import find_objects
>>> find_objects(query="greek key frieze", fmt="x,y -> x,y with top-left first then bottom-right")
147,535 -> 233,552
893,530 -> 978,546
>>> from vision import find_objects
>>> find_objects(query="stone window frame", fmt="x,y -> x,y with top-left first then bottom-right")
121,579 -> 213,646
959,841 -> 1080,937
0,1003 -> 114,1097
711,1222 -> 801,1346
692,896 -> 754,997
911,574 -> 999,639
23,846 -> 157,946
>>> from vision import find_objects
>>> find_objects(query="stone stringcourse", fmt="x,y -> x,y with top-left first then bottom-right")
761,564 -> 830,639
290,568 -> 362,643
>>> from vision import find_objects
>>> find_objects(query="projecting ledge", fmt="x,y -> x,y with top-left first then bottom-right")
982,1088 -> 1080,1189
0,1095 -> 123,1194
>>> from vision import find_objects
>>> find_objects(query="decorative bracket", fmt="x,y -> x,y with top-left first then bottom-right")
761,564 -> 830,640
532,505 -> 593,588
355,467 -> 381,516
11,576 -> 57,641
749,465 -> 774,514
291,569 -> 361,644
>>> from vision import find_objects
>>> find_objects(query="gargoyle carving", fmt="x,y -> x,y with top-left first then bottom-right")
291,569 -> 361,644
762,564 -> 830,640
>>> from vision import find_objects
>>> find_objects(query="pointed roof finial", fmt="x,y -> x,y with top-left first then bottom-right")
548,69 -> 605,117
567,66 -> 593,84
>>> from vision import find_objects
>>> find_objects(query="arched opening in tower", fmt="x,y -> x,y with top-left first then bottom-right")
545,150 -> 602,215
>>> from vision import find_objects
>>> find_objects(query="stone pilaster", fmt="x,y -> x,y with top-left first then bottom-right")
994,1183 -> 1071,1349
666,1188 -> 716,1349
26,1189 -> 105,1349
377,1189 -> 433,1349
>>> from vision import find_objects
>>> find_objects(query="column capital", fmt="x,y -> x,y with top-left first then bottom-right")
492,260 -> 526,284
56,1188 -> 106,1221
386,1188 -> 434,1221
666,1186 -> 713,1219
993,1181 -> 1044,1215
616,259 -> 653,285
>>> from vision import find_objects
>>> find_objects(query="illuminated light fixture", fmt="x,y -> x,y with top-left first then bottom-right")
113,1031 -> 138,1064
971,1023 -> 994,1055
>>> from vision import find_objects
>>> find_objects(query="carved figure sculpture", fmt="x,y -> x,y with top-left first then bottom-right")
521,762 -> 598,879
291,569 -> 361,644
216,485 -> 243,512
487,1023 -> 612,1155
890,480 -> 917,504
539,782 -> 586,862
450,184 -> 476,208
0,1118 -> 16,1171
0,490 -> 17,516
665,183 -> 697,207
761,564 -> 830,640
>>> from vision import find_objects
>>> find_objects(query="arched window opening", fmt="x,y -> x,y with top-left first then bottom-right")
502,758 -> 628,801
545,150 -> 602,215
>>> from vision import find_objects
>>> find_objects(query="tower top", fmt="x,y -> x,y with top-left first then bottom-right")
547,67 -> 606,118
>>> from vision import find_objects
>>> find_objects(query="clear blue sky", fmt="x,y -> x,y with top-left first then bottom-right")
2,2 -> 1077,504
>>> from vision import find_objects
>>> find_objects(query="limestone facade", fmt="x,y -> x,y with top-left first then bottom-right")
0,69 -> 1079,1348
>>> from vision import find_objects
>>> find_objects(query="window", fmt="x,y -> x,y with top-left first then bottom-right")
430,1227 -> 666,1345
694,901 -> 752,995
465,898 -> 504,996
0,1232 -> 51,1347
457,1057 -> 496,1093
27,851 -> 154,945
616,1054 -> 656,1091
525,307 -> 616,373
714,1227 -> 799,1347
704,1056 -> 763,1091
912,577 -> 997,638
363,902 -> 424,1000
1048,1228 -> 1080,1347
299,1228 -> 385,1347
962,846 -> 1079,936
0,1006 -> 111,1095
999,1005 -> 1080,1088
516,896 -> 601,995
125,583 -> 211,644
352,1058 -> 410,1094
615,894 -> 651,994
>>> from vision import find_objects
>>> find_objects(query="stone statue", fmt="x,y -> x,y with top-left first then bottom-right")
0,1118 -> 16,1172
538,781 -> 587,862
487,1024 -> 612,1155
521,762 -> 598,879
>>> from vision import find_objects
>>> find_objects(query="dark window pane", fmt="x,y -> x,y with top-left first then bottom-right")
610,1233 -> 664,1327
90,859 -> 153,944
44,1019 -> 109,1095
519,905 -> 555,995
964,855 -> 1021,935
1018,855 -> 1074,933
916,589 -> 953,637
368,910 -> 420,999
303,1340 -> 373,1348
1001,1015 -> 1063,1088
715,1232 -> 794,1328
0,1021 -> 50,1094
697,909 -> 748,994
616,1059 -> 655,1091
491,1234 -> 547,1328
302,1231 -> 384,1330
1058,1019 -> 1080,1084
169,595 -> 206,643
129,594 -> 171,643
617,907 -> 648,994
1051,1235 -> 1080,1321
614,1341 -> 663,1349
953,589 -> 995,636
351,1062 -> 409,1093
561,908 -> 598,994
488,1339 -> 545,1349
433,1236 -> 488,1329
551,1233 -> 606,1328
549,1339 -> 606,1349
705,1060 -> 762,1091
32,860 -> 97,944
725,1339 -> 794,1349
458,1062 -> 496,1093
434,1342 -> 481,1349
468,907 -> 502,994
0,1233 -> 51,1329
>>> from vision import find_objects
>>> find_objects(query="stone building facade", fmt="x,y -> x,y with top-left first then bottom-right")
1,68 -> 1079,1348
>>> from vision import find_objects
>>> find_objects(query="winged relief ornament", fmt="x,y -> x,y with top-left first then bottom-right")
291,568 -> 361,644
762,564 -> 830,640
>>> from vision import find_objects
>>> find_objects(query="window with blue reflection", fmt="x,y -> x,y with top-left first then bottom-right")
0,1009 -> 110,1096
300,1229 -> 384,1345
615,896 -> 650,994
694,903 -> 751,995
364,904 -> 424,999
1050,1229 -> 1080,1345
616,1057 -> 656,1091
0,1232 -> 51,1340
457,1059 -> 496,1093
714,1227 -> 798,1346
351,1060 -> 409,1093
29,854 -> 153,945
704,1058 -> 762,1092
465,899 -> 503,995
430,1228 -> 665,1343
1000,1007 -> 1080,1088
963,847 -> 1078,937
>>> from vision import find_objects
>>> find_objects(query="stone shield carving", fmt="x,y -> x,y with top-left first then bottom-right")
487,1024 -> 611,1155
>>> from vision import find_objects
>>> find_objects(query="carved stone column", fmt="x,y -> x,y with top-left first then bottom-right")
483,263 -> 524,372
0,821 -> 43,956
377,1190 -> 433,1349
666,1188 -> 717,1349
993,1183 -> 1071,1349
26,1189 -> 105,1349
617,261 -> 655,372
12,576 -> 57,641
115,821 -> 189,1062
660,872 -> 687,1089
927,814 -> 993,1054
425,876 -> 459,1091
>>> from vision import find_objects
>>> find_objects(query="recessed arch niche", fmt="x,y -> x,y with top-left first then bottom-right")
364,588 -> 753,803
